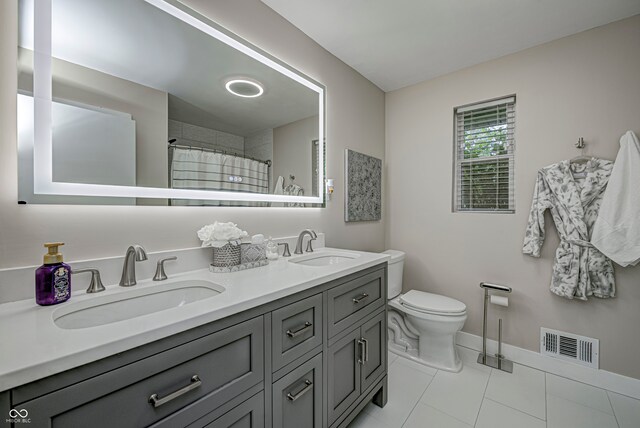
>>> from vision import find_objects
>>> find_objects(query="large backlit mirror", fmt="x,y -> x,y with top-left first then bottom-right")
17,0 -> 325,206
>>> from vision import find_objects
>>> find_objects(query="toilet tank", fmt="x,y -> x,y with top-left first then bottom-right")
383,250 -> 405,299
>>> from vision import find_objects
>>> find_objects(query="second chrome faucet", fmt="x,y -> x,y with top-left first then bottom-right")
294,230 -> 318,255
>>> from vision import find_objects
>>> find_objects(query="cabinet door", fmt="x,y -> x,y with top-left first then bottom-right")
272,353 -> 322,428
327,328 -> 362,426
360,311 -> 387,392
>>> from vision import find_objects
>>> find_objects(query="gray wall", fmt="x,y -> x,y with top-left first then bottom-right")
17,49 -> 169,192
0,0 -> 385,266
385,15 -> 640,379
273,115 -> 319,197
245,129 -> 273,163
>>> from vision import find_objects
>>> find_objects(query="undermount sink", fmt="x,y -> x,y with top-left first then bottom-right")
53,280 -> 224,329
288,250 -> 360,267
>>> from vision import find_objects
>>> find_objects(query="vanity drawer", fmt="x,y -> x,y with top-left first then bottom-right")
20,317 -> 264,428
272,293 -> 323,371
272,353 -> 323,428
327,269 -> 386,338
200,391 -> 264,428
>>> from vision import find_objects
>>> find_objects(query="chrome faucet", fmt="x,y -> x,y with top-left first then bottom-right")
120,244 -> 148,287
72,268 -> 106,294
294,229 -> 317,254
153,256 -> 177,281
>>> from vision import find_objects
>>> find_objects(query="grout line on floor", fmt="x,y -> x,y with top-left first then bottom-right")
483,397 -> 547,422
544,366 -> 548,422
474,398 -> 486,428
374,354 -> 439,428
389,355 -> 398,368
607,390 -> 640,402
416,370 -> 471,428
401,372 -> 437,428
545,370 -> 617,392
392,354 -> 438,427
605,390 -> 621,428
473,366 -> 492,426
549,393 -> 621,419
546,389 -> 618,417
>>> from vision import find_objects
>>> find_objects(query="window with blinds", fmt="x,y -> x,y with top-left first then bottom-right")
453,96 -> 515,213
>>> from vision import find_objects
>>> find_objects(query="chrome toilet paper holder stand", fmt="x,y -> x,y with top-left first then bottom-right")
477,282 -> 514,373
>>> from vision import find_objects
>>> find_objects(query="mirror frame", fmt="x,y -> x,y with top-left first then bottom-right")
30,0 -> 326,205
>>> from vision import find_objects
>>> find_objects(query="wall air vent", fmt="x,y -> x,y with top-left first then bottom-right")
540,328 -> 599,369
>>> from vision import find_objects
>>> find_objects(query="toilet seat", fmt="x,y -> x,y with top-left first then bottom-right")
399,290 -> 466,316
389,296 -> 467,321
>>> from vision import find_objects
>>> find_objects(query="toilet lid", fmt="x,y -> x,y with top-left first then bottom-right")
400,290 -> 466,314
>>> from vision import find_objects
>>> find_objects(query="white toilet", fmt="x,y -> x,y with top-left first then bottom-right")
384,250 -> 467,372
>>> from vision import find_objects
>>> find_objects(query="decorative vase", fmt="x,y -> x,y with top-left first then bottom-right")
212,242 -> 241,267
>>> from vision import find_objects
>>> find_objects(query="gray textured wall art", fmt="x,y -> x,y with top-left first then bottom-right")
345,149 -> 382,222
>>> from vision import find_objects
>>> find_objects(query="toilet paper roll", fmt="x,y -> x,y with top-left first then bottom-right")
490,295 -> 509,307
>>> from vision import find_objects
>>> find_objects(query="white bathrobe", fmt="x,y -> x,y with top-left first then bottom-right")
591,131 -> 640,266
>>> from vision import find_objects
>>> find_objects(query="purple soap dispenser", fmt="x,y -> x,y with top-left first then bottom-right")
35,242 -> 71,306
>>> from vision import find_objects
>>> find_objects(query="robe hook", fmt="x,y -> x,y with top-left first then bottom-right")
575,137 -> 585,149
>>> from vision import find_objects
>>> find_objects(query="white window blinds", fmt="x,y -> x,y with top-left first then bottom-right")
453,96 -> 515,213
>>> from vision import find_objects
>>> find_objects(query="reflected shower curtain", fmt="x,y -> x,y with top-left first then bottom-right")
170,147 -> 269,206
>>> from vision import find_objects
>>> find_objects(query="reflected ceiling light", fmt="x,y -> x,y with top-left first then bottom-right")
225,79 -> 264,98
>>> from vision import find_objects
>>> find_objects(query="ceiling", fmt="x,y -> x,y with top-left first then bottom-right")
19,0 -> 319,137
261,0 -> 640,92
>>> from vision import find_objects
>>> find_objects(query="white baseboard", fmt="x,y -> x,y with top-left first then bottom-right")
456,331 -> 640,400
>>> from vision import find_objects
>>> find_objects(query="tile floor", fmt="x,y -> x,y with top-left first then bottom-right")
348,346 -> 640,428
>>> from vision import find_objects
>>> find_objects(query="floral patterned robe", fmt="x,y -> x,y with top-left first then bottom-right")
523,159 -> 615,300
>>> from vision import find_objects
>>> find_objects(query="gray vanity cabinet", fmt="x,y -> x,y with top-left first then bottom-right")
272,353 -> 323,428
5,264 -> 387,428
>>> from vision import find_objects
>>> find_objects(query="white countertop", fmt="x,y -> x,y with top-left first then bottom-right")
0,248 -> 389,391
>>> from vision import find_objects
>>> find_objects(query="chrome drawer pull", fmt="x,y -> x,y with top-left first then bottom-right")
357,338 -> 366,365
286,321 -> 312,338
149,375 -> 202,408
352,293 -> 369,304
287,379 -> 313,402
